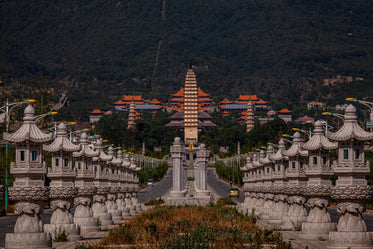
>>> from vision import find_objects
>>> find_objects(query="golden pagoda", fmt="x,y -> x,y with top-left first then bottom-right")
184,68 -> 198,143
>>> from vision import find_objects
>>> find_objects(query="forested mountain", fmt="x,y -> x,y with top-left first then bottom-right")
0,0 -> 372,119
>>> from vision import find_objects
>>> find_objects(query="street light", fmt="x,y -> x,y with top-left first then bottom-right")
292,127 -> 312,139
0,99 -> 36,210
322,112 -> 345,121
35,111 -> 58,121
346,98 -> 373,123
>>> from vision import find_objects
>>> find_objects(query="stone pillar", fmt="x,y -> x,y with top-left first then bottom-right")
301,120 -> 337,240
196,144 -> 210,197
170,137 -> 186,197
4,105 -> 53,249
43,123 -> 81,241
260,147 -> 275,220
327,105 -> 373,248
92,141 -> 113,227
73,132 -> 100,237
268,140 -> 289,224
281,132 -> 308,230
106,148 -> 123,224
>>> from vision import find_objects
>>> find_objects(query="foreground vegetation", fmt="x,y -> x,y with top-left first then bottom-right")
78,205 -> 291,249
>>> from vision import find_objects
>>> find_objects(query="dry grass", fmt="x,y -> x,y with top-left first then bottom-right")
82,205 -> 291,249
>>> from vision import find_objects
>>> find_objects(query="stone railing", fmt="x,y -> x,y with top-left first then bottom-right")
239,106 -> 373,248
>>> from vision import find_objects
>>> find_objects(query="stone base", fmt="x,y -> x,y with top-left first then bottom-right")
169,190 -> 187,198
281,216 -> 307,230
328,231 -> 373,249
300,222 -> 336,240
5,232 -> 53,249
108,210 -> 123,224
94,212 -> 113,226
44,223 -> 82,241
195,189 -> 210,197
74,217 -> 99,236
129,206 -> 137,216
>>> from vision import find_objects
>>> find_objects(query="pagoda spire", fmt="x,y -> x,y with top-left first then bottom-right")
247,101 -> 254,132
184,68 -> 198,143
128,101 -> 136,130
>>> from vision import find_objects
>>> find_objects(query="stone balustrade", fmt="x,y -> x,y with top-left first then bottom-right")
3,105 -> 144,248
240,104 -> 373,248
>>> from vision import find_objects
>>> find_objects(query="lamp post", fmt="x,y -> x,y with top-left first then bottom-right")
292,127 -> 312,139
0,99 -> 35,210
346,98 -> 373,123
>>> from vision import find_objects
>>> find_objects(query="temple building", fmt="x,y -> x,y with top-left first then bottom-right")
114,95 -> 145,111
89,109 -> 104,123
168,87 -> 213,112
277,108 -> 292,123
165,111 -> 217,131
114,95 -> 162,115
184,68 -> 199,143
218,95 -> 269,117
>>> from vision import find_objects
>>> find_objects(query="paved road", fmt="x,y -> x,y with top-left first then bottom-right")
206,168 -> 245,203
137,169 -> 173,203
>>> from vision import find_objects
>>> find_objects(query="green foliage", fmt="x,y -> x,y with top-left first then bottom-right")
214,161 -> 243,186
53,229 -> 68,242
187,177 -> 195,181
216,197 -> 237,206
144,198 -> 165,206
137,162 -> 169,185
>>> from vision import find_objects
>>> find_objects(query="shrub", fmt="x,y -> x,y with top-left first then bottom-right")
216,197 -> 237,206
53,229 -> 68,242
144,198 -> 165,206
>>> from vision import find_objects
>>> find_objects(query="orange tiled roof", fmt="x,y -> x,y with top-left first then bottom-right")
240,111 -> 247,116
236,101 -> 249,105
238,95 -> 259,101
169,98 -> 184,102
220,98 -> 232,104
198,97 -> 213,102
256,99 -> 268,104
198,87 -> 210,97
122,95 -> 144,101
278,108 -> 292,114
113,100 -> 125,105
221,110 -> 229,114
135,111 -> 142,116
171,87 -> 184,97
149,98 -> 162,104
90,109 -> 104,114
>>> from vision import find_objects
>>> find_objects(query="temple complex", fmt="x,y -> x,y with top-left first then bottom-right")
183,68 -> 199,143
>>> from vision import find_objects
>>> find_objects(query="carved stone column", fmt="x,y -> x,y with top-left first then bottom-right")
92,140 -> 113,227
196,144 -> 210,198
281,132 -> 308,230
301,120 -> 337,239
327,105 -> 373,248
268,140 -> 289,224
73,132 -> 100,237
106,147 -> 123,224
4,105 -> 53,249
43,123 -> 81,241
170,137 -> 186,198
